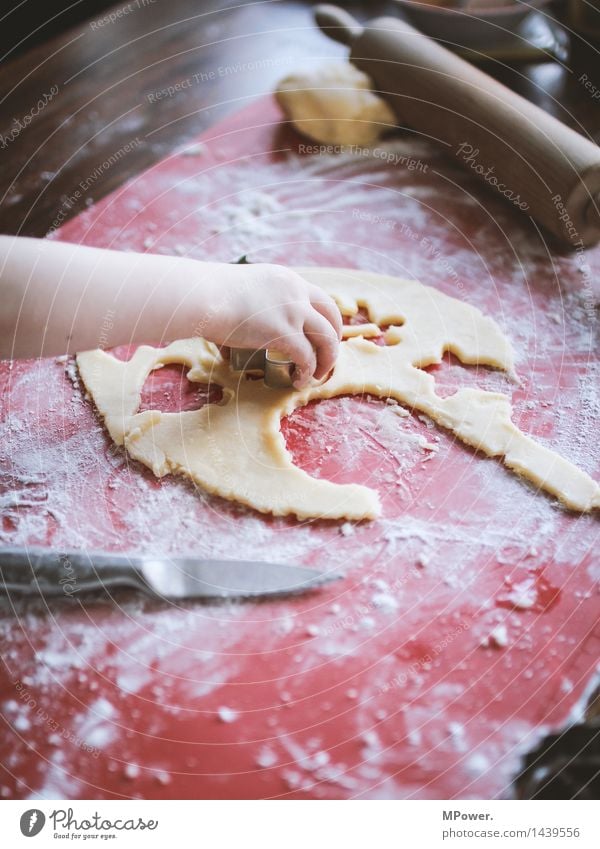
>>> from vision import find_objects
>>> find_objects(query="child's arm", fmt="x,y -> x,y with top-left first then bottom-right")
0,236 -> 342,387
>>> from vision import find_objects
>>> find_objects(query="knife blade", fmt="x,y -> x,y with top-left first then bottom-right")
0,547 -> 340,601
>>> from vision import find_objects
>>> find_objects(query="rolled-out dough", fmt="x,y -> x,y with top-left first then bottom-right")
275,61 -> 395,147
77,267 -> 600,520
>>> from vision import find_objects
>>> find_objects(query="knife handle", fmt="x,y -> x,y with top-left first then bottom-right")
0,547 -> 146,597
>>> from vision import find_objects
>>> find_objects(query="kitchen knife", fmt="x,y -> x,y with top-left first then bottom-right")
0,547 -> 339,601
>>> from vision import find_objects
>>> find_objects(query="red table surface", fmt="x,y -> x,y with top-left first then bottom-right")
1,98 -> 599,800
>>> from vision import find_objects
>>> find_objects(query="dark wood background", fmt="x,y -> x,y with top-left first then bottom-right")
0,1 -> 115,61
1,0 -> 599,237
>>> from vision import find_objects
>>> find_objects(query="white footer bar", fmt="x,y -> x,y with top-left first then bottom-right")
0,799 -> 598,848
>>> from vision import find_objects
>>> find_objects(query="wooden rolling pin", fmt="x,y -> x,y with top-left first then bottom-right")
315,4 -> 600,247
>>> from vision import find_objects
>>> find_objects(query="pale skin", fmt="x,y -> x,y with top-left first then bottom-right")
0,236 -> 342,387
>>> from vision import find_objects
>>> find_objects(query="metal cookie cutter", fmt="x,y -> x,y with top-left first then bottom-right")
230,347 -> 295,389
229,348 -> 266,372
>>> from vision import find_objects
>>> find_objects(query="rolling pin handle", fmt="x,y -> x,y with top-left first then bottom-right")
314,4 -> 363,46
586,193 -> 600,229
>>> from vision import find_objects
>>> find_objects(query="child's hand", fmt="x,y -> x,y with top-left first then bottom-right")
201,263 -> 343,388
0,237 -> 342,373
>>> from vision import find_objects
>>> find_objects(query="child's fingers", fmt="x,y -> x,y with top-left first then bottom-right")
277,333 -> 317,388
304,312 -> 339,380
308,288 -> 343,339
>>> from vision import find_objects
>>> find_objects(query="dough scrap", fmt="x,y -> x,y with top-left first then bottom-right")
77,267 -> 600,519
275,61 -> 395,146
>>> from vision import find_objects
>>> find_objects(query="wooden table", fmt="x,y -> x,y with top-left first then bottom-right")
1,0 -> 600,238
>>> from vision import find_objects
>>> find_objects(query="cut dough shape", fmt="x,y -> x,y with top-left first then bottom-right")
275,61 -> 396,146
77,267 -> 600,519
342,323 -> 380,338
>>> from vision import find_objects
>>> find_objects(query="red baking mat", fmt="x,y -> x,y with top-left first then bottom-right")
1,97 -> 599,800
